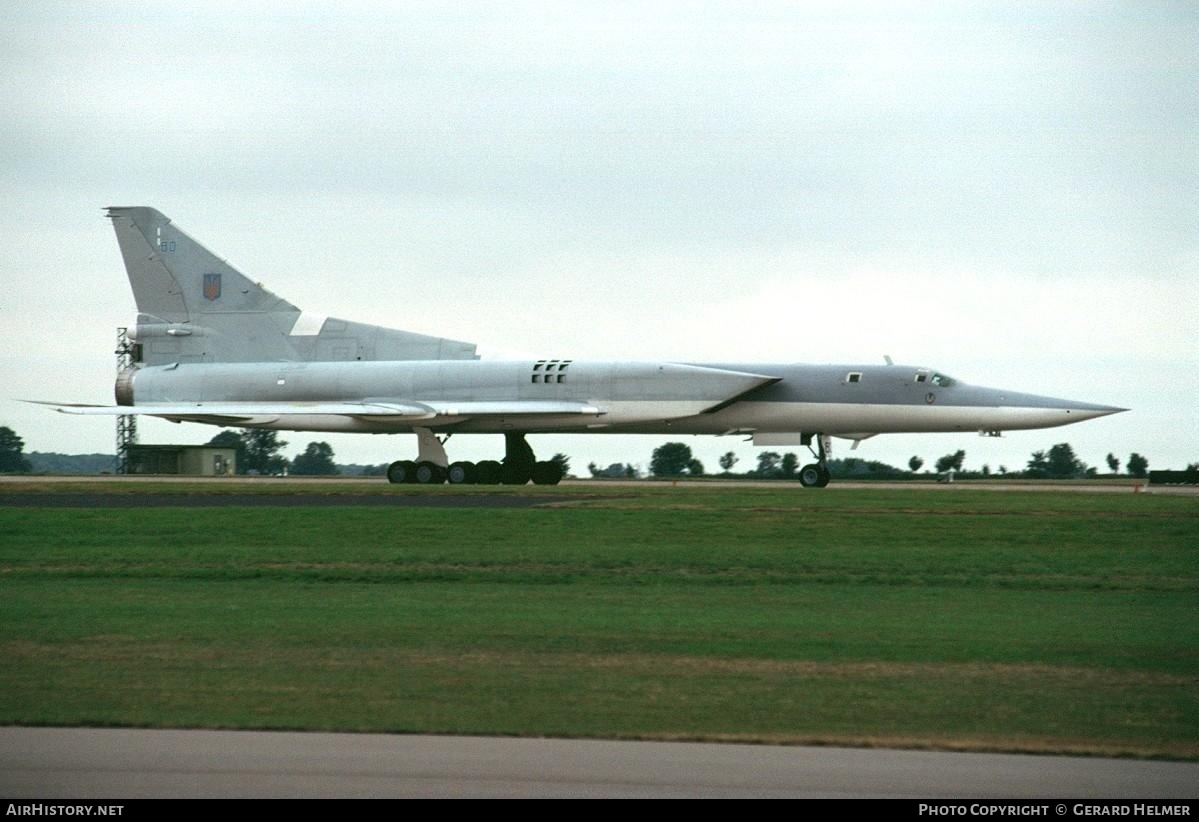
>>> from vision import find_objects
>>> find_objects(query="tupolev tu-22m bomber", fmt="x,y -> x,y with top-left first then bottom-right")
44,206 -> 1126,487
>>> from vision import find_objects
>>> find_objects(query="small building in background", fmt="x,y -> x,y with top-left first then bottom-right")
127,445 -> 236,476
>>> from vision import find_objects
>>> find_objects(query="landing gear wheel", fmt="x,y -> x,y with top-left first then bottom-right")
799,464 -> 823,488
415,461 -> 447,485
447,461 -> 476,485
475,460 -> 502,485
501,461 -> 532,485
387,460 -> 417,484
531,461 -> 564,486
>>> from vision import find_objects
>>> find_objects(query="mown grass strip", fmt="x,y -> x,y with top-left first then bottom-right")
1,486 -> 1195,758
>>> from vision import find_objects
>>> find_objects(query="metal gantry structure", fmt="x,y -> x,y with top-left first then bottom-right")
115,327 -> 137,474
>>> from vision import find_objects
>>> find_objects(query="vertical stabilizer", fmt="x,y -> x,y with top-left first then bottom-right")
105,207 -> 478,365
106,206 -> 296,322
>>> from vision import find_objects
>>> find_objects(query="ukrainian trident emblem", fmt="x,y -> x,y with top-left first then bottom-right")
203,273 -> 222,301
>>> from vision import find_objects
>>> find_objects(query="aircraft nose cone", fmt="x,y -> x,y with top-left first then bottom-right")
1061,403 -> 1128,422
976,387 -> 1128,431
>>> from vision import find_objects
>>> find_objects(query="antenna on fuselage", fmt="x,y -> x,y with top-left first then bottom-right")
884,355 -> 893,366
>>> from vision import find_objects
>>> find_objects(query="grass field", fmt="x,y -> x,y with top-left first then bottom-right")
2,482 -> 1196,758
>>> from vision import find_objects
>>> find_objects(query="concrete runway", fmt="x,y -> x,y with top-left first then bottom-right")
3,474 -> 1194,495
2,728 -> 1196,798
0,492 -> 576,508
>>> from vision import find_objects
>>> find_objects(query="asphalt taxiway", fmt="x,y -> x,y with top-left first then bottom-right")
1,728 -> 1196,799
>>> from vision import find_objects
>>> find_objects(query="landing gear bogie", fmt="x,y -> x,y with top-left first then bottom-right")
387,432 -> 561,487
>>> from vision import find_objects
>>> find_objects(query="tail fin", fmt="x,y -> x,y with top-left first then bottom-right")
106,207 -> 477,365
106,206 -> 295,321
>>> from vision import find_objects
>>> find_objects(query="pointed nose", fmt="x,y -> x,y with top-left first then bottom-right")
1059,403 -> 1128,423
968,387 -> 1128,431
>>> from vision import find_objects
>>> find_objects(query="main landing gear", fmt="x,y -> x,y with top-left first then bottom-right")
386,430 -> 563,486
798,433 -> 832,488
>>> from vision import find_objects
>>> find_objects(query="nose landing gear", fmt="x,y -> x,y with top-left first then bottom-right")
798,433 -> 832,488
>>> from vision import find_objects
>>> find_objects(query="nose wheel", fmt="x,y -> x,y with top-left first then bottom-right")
798,463 -> 829,488
798,434 -> 832,488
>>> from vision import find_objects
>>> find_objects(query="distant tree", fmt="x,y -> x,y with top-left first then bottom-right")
935,450 -> 966,473
827,458 -> 908,480
243,429 -> 289,474
207,430 -> 249,474
1127,453 -> 1149,478
755,451 -> 782,478
687,458 -> 704,477
25,452 -> 115,474
550,453 -> 571,478
1046,443 -> 1086,478
291,441 -> 337,475
590,462 -> 636,478
624,464 -> 639,479
718,451 -> 739,474
981,464 -> 991,476
361,463 -> 388,476
650,442 -> 693,477
908,455 -> 924,473
1106,453 -> 1120,474
0,426 -> 32,473
780,452 -> 799,478
998,465 -> 1007,475
1026,450 -> 1049,478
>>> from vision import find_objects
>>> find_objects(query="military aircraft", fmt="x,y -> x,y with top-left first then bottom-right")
44,206 -> 1126,487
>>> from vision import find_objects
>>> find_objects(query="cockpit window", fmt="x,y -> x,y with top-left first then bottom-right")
930,372 -> 955,387
915,371 -> 928,383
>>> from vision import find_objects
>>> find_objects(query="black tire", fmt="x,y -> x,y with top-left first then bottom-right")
501,461 -> 532,485
475,460 -> 502,485
531,461 -> 564,486
415,461 -> 447,485
816,466 -> 831,488
799,464 -> 823,488
447,461 -> 476,485
387,460 -> 417,484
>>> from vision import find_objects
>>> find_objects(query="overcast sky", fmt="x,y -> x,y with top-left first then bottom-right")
2,1 -> 1195,474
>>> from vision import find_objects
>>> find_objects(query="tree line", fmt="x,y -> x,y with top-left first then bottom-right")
0,423 -> 1182,481
205,430 -> 338,475
627,441 -> 1164,480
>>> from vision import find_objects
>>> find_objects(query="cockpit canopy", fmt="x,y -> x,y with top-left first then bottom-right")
914,369 -> 956,387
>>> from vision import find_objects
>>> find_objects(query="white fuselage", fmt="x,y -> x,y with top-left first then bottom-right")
119,358 -> 1122,438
